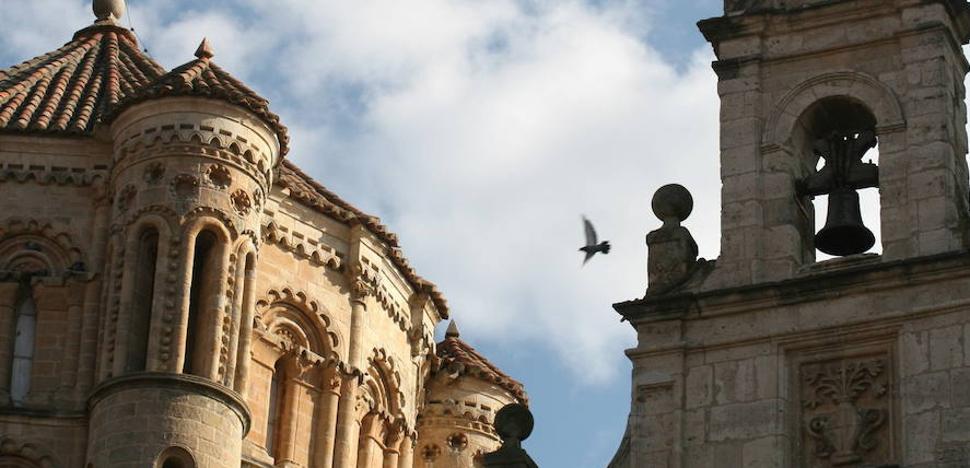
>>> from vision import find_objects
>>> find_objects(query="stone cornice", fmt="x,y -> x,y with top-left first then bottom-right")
87,372 -> 252,435
616,250 -> 970,324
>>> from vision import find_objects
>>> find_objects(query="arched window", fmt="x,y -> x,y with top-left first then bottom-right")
126,228 -> 159,372
184,230 -> 217,375
155,447 -> 195,468
265,358 -> 285,458
10,284 -> 36,407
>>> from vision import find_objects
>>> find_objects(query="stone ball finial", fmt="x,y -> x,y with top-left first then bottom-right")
93,0 -> 126,23
652,184 -> 693,225
494,404 -> 534,443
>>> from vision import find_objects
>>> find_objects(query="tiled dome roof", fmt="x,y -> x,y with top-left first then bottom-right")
106,39 -> 290,157
0,24 -> 165,135
436,321 -> 528,404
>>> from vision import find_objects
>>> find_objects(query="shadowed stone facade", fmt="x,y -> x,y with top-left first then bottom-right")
611,1 -> 970,467
0,2 -> 526,467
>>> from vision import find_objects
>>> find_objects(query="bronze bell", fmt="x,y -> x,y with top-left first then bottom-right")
802,130 -> 879,257
815,188 -> 875,256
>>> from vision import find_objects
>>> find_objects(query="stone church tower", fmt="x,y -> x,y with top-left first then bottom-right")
0,1 -> 526,467
612,0 -> 970,467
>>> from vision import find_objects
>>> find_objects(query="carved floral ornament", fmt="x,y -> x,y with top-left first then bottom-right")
205,164 -> 233,189
143,162 -> 166,184
231,189 -> 252,215
421,444 -> 442,462
801,357 -> 892,467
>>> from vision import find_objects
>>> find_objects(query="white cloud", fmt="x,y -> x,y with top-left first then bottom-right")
0,0 -> 722,384
263,0 -> 722,382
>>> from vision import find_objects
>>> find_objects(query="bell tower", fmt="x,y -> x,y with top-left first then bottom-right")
612,2 -> 970,467
700,0 -> 970,287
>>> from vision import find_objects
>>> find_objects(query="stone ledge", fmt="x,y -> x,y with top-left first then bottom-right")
616,250 -> 970,323
87,372 -> 252,435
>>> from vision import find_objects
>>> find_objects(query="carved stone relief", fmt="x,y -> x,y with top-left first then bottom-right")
797,351 -> 895,467
143,162 -> 166,184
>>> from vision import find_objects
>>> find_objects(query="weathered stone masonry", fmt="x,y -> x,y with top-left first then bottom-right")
611,1 -> 970,467
0,1 -> 528,467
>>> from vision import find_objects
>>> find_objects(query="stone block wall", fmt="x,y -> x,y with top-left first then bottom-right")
85,374 -> 248,468
623,254 -> 970,468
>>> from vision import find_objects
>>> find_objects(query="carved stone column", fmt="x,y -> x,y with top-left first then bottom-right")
357,413 -> 383,468
277,352 -> 312,466
382,424 -> 404,468
200,240 -> 231,381
312,369 -> 341,468
0,282 -> 20,403
334,265 -> 373,467
234,266 -> 258,396
77,196 -> 109,394
173,237 -> 197,374
57,280 -> 86,404
397,435 -> 414,468
333,373 -> 363,468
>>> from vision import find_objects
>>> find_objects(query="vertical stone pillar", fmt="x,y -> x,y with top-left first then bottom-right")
357,413 -> 382,468
334,265 -> 371,467
0,282 -> 20,402
174,233 -> 198,374
397,435 -> 414,468
58,281 -> 85,402
201,240 -> 231,381
78,197 -> 109,393
277,355 -> 304,465
382,427 -> 403,468
333,374 -> 362,468
225,250 -> 248,388
234,266 -> 258,396
111,230 -> 141,377
312,370 -> 341,468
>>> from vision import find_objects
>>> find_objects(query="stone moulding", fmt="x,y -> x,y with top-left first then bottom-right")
261,221 -> 342,270
0,167 -> 104,187
257,286 -> 343,361
761,70 -> 906,150
0,218 -> 85,276
86,372 -> 252,436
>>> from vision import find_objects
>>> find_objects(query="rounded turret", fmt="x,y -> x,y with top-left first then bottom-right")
416,321 -> 528,467
86,38 -> 285,468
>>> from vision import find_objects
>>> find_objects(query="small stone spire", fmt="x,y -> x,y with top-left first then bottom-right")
195,38 -> 215,60
93,0 -> 126,24
445,320 -> 461,339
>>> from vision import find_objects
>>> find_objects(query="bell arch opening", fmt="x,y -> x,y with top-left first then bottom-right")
792,96 -> 882,261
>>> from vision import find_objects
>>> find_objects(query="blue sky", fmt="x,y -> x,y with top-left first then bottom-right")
0,0 -> 726,465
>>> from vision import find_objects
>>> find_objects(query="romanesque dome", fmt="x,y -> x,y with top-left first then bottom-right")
0,23 -> 164,134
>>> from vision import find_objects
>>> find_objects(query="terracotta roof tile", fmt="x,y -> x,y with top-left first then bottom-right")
0,24 -> 164,135
277,160 -> 449,318
435,324 -> 528,404
106,40 -> 290,157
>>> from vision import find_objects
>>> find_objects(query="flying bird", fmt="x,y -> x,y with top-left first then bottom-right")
579,216 -> 611,265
